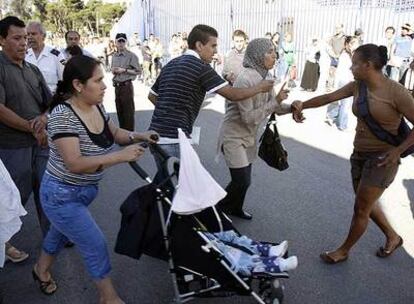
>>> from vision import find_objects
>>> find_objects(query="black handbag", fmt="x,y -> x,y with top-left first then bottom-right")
258,113 -> 289,171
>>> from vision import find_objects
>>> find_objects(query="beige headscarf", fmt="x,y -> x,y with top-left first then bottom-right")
243,38 -> 274,79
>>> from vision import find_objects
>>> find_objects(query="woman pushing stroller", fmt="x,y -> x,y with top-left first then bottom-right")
32,55 -> 158,304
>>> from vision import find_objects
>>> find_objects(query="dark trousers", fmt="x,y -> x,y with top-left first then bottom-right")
218,164 -> 252,213
0,145 -> 50,236
114,81 -> 135,131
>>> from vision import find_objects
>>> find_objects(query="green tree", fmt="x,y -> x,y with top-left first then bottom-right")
33,0 -> 48,22
63,0 -> 83,11
0,0 -> 10,19
9,0 -> 32,20
44,0 -> 125,37
45,1 -> 71,34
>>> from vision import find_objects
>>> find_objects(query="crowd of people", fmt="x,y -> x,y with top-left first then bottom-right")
1,13 -> 414,304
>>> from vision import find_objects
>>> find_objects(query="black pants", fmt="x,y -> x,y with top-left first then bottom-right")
114,81 -> 135,131
218,164 -> 252,213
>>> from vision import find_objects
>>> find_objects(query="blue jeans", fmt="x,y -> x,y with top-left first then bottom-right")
204,232 -> 260,276
40,173 -> 111,280
326,97 -> 352,130
337,96 -> 353,130
0,145 -> 49,235
151,143 -> 180,172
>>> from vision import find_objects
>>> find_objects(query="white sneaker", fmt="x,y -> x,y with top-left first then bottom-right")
269,241 -> 289,257
278,256 -> 298,272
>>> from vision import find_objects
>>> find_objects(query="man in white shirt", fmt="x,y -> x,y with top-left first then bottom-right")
25,21 -> 65,93
61,30 -> 94,60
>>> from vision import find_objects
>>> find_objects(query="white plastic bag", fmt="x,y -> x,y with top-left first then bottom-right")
171,129 -> 227,214
0,159 -> 27,267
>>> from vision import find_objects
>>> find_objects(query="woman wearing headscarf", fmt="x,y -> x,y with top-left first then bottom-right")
217,38 -> 298,220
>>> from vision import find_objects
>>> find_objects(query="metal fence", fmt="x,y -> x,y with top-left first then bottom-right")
141,0 -> 414,74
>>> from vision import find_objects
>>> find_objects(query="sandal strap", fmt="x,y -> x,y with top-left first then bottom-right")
32,267 -> 58,295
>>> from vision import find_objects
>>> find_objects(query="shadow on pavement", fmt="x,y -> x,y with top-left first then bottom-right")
1,108 -> 413,304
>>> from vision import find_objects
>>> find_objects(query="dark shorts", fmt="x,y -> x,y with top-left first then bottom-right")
350,151 -> 400,191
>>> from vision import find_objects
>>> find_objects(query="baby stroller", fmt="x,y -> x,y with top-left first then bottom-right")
115,137 -> 292,304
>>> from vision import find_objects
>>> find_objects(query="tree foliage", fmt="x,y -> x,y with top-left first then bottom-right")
0,0 -> 125,37
9,0 -> 32,20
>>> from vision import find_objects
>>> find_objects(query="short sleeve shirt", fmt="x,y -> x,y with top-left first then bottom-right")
111,50 -> 140,82
0,52 -> 48,148
47,103 -> 114,185
149,50 -> 227,138
26,45 -> 65,93
352,78 -> 414,152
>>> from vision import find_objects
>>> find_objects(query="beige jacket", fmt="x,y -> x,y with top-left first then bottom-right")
218,68 -> 291,168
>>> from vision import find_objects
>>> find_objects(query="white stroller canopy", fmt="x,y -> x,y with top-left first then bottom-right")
171,129 -> 227,215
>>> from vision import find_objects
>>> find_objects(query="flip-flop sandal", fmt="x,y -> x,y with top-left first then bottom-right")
376,236 -> 403,258
32,266 -> 58,295
320,252 -> 348,264
5,246 -> 29,263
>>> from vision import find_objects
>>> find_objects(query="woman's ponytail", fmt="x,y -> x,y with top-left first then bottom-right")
49,80 -> 71,112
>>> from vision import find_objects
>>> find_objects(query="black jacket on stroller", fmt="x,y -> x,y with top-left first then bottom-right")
115,183 -> 167,260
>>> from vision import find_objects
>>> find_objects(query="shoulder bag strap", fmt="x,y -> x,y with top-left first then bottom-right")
356,81 -> 400,146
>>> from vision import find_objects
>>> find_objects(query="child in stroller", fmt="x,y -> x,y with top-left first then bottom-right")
116,135 -> 297,303
204,230 -> 297,276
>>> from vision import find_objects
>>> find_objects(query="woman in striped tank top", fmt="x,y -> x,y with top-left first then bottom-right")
32,55 -> 158,304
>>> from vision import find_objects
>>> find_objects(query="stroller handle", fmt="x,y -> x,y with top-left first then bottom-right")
149,142 -> 171,162
129,161 -> 151,183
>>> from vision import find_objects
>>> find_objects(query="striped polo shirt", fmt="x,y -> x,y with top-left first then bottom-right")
149,50 -> 227,138
46,102 -> 114,185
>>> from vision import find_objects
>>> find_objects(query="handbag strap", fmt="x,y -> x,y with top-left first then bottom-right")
267,113 -> 281,139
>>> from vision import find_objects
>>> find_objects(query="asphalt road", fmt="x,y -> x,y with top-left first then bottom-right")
1,81 -> 414,304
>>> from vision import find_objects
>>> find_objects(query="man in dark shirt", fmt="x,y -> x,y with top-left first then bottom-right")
0,16 -> 51,262
147,24 -> 274,174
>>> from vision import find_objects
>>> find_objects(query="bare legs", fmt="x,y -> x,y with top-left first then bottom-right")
323,185 -> 401,262
36,251 -> 124,304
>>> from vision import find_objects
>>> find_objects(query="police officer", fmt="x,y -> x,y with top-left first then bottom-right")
26,21 -> 65,93
111,33 -> 140,131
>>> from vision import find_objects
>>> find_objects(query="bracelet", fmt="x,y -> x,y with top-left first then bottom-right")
124,68 -> 128,73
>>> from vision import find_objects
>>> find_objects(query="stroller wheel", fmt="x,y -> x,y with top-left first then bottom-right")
269,279 -> 284,304
258,279 -> 284,304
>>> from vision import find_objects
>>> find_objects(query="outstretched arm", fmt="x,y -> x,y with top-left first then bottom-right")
216,80 -> 275,102
302,82 -> 355,109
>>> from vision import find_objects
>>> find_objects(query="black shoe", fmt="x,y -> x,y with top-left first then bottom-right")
64,241 -> 74,248
230,210 -> 253,220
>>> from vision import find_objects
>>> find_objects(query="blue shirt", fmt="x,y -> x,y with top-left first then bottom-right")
394,35 -> 412,58
149,50 -> 227,138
